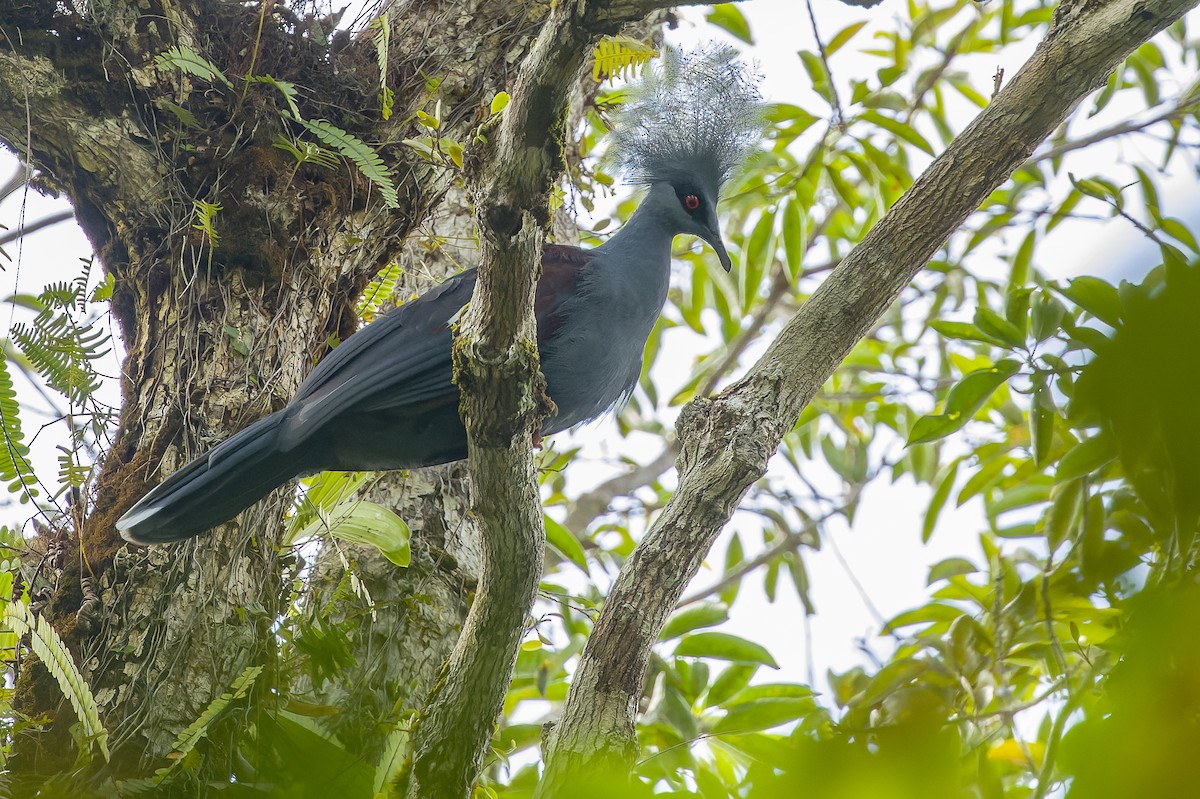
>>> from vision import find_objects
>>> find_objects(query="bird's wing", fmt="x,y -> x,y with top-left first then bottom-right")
535,244 -> 593,348
276,245 -> 594,452
277,269 -> 478,451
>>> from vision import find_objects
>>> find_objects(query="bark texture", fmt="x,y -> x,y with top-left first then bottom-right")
0,0 -> 545,778
537,0 -> 1200,789
0,0 -> 694,791
398,2 -> 684,795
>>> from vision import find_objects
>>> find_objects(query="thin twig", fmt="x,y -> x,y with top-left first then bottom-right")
0,209 -> 74,246
676,485 -> 860,609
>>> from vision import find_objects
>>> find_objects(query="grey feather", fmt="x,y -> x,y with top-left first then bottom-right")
608,45 -> 764,196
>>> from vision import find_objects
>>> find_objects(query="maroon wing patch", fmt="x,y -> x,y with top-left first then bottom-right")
536,244 -> 593,346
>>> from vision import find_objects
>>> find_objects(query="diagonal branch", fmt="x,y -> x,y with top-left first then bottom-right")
399,1 -> 734,796
538,0 -> 1200,788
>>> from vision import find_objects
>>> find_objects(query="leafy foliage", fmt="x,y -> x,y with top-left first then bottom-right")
4,601 -> 109,762
592,36 -> 659,82
153,45 -> 232,88
153,666 -> 262,785
0,347 -> 35,498
9,265 -> 109,408
299,119 -> 400,209
7,0 -> 1200,795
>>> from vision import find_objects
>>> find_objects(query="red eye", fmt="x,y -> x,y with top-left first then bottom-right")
684,195 -> 700,211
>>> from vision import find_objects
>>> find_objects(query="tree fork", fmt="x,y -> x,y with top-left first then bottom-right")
538,0 -> 1200,789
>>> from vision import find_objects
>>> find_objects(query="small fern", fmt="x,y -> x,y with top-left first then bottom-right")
356,263 -> 404,322
273,134 -> 339,171
5,602 -> 110,761
0,348 -> 36,498
251,74 -> 302,121
299,119 -> 400,209
11,265 -> 112,410
367,14 -> 394,120
154,665 -> 262,783
192,199 -> 222,248
57,445 -> 92,495
593,36 -> 659,82
154,45 -> 232,88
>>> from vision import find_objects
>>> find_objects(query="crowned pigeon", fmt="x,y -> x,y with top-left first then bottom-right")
117,46 -> 763,544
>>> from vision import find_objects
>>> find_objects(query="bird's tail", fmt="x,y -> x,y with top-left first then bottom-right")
116,412 -> 304,545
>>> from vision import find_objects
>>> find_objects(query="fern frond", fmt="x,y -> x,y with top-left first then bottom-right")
154,46 -> 233,88
368,15 -> 393,119
272,135 -> 339,171
356,263 -> 404,323
299,119 -> 400,209
5,602 -> 109,761
154,665 -> 262,783
251,74 -> 302,121
375,716 -> 412,794
0,348 -> 37,498
57,445 -> 92,494
192,199 -> 222,248
11,291 -> 110,407
593,36 -> 659,83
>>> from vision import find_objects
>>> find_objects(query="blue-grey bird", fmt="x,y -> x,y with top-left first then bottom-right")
117,46 -> 763,544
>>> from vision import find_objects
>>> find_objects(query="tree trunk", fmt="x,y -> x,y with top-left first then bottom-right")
0,0 -> 546,778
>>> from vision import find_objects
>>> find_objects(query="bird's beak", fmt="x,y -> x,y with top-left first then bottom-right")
699,209 -> 733,272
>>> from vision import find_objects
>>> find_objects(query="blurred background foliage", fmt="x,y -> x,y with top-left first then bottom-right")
3,0 -> 1200,795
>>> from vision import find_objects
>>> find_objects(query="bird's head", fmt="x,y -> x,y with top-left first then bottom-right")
642,178 -> 731,271
608,45 -> 763,274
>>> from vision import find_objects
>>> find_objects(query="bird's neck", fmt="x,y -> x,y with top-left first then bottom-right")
595,198 -> 675,304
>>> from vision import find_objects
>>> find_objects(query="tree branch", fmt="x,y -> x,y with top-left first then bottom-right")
398,0 -> 711,794
538,0 -> 1199,787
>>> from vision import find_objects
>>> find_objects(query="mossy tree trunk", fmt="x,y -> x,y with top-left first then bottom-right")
0,0 -> 548,779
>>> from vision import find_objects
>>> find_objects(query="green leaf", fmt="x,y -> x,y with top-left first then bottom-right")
711,697 -> 816,734
1009,229 -> 1036,287
706,4 -> 754,43
908,360 -> 1021,445
741,210 -> 774,309
295,501 -> 411,566
251,74 -> 302,120
299,119 -> 399,209
1044,479 -> 1084,552
704,663 -> 758,708
5,602 -> 109,761
724,683 -> 817,705
884,603 -> 963,632
154,45 -> 232,87
1030,379 -> 1056,467
799,51 -> 833,105
1159,216 -> 1199,252
1055,276 -> 1122,327
720,532 -> 744,606
544,515 -> 588,573
923,459 -> 959,543
927,557 -> 978,584
781,199 -> 806,281
826,21 -> 868,55
930,320 -> 1008,347
489,91 -> 510,115
974,307 -> 1026,348
674,632 -> 779,668
660,603 -> 729,640
1031,290 -> 1067,342
592,36 -> 658,82
1056,434 -> 1117,482
861,110 -> 935,155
